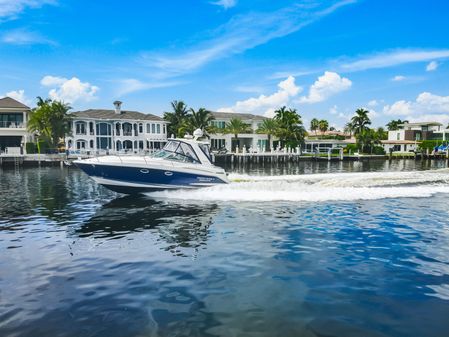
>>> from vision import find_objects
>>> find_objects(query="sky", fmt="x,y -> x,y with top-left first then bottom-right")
1,0 -> 449,130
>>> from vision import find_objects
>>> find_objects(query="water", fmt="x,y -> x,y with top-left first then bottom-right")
1,160 -> 449,337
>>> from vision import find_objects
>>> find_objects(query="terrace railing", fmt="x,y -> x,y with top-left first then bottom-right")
0,121 -> 25,128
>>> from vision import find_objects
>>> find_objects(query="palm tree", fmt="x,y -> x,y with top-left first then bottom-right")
28,97 -> 72,150
351,108 -> 371,136
386,119 -> 408,131
318,119 -> 329,133
182,108 -> 215,137
257,118 -> 278,151
310,118 -> 319,135
344,122 -> 354,137
163,100 -> 189,137
224,117 -> 251,151
273,106 -> 305,147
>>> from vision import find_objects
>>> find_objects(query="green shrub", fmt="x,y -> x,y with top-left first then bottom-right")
344,143 -> 358,154
419,140 -> 443,152
372,146 -> 386,155
25,142 -> 37,154
37,140 -> 50,154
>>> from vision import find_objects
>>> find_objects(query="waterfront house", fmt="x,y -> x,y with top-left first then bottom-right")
66,101 -> 168,154
304,131 -> 354,153
381,121 -> 442,152
209,112 -> 270,152
0,97 -> 33,154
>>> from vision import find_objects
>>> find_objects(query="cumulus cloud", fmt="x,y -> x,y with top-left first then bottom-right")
383,92 -> 449,117
211,0 -> 236,9
426,61 -> 439,72
5,89 -> 30,105
0,0 -> 55,21
392,75 -> 406,82
218,76 -> 302,117
40,75 -> 99,103
299,71 -> 352,104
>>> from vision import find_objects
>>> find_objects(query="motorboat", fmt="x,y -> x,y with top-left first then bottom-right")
73,129 -> 229,194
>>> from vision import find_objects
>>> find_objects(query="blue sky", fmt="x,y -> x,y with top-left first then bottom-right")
1,0 -> 449,129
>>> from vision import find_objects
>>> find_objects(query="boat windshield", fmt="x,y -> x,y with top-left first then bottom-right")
198,143 -> 212,162
150,140 -> 200,163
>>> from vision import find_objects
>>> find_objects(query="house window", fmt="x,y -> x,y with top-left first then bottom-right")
134,123 -> 138,136
96,123 -> 112,150
123,140 -> 132,150
152,124 -> 156,133
156,124 -> 160,134
89,140 -> 94,148
89,122 -> 94,135
139,140 -> 144,149
76,140 -> 86,150
397,133 -> 400,140
123,122 -> 132,136
146,123 -> 151,133
116,123 -> 121,136
139,123 -> 143,133
163,124 -> 166,134
75,122 -> 86,135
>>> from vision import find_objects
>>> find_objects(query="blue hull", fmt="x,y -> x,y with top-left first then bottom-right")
75,162 -> 227,194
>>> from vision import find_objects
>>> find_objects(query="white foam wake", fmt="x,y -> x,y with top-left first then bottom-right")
146,169 -> 449,202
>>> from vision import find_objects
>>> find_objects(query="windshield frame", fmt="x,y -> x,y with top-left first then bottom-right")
150,140 -> 201,164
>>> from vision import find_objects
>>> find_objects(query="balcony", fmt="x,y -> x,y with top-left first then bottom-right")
0,121 -> 25,129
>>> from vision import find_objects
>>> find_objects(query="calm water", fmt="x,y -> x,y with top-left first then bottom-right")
1,160 -> 449,337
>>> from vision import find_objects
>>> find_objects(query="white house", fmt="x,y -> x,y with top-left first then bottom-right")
0,97 -> 33,154
209,112 -> 270,152
66,101 -> 168,154
382,122 -> 442,152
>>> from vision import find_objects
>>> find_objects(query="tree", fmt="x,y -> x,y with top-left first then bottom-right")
163,100 -> 189,137
386,119 -> 408,131
310,118 -> 319,135
273,106 -> 306,148
318,119 -> 329,133
376,127 -> 388,140
329,126 -> 336,131
358,128 -> 383,153
351,108 -> 371,136
28,97 -> 72,150
344,122 -> 354,137
257,118 -> 278,151
223,117 -> 251,151
182,108 -> 215,137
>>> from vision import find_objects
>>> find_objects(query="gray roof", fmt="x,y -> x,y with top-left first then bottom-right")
0,96 -> 30,109
71,109 -> 164,122
211,111 -> 267,121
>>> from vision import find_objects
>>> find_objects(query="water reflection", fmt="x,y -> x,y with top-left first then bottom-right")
75,195 -> 219,256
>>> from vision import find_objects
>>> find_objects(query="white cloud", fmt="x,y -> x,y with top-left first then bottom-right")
116,78 -> 183,96
383,92 -> 449,116
211,0 -> 236,9
426,61 -> 439,72
341,49 -> 449,72
406,114 -> 449,126
218,76 -> 302,117
0,0 -> 55,21
5,89 -> 30,105
392,75 -> 406,82
142,1 -> 356,78
299,71 -> 352,104
367,100 -> 378,107
1,29 -> 55,45
40,75 -> 99,103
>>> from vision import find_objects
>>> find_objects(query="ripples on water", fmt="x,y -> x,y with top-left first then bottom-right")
1,160 -> 449,337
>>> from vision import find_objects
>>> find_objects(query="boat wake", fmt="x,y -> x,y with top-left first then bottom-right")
145,169 -> 449,202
